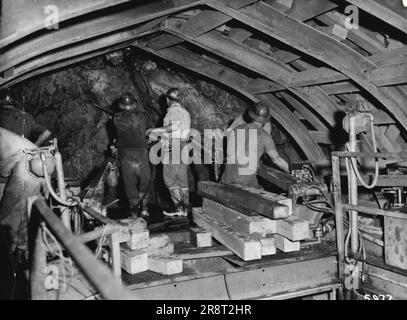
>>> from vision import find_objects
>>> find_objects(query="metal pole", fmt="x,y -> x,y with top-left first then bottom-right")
33,198 -> 135,300
55,150 -> 70,228
30,224 -> 47,300
348,113 -> 359,256
332,156 -> 345,282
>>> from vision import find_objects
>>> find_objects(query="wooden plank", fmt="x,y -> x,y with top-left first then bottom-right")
135,44 -> 257,102
148,256 -> 183,275
320,82 -> 360,95
198,181 -> 290,219
309,131 -> 332,144
286,0 -> 338,21
259,236 -> 277,256
291,87 -> 338,127
207,1 -> 407,132
274,234 -> 300,252
279,92 -> 328,131
203,198 -> 277,235
147,33 -> 184,50
163,24 -> 293,84
0,0 -> 134,48
181,1 -> 258,37
0,2 -> 175,74
346,0 -> 407,34
276,216 -> 309,241
190,227 -> 213,247
260,94 -> 327,161
369,63 -> 407,87
228,27 -> 253,42
247,78 -> 285,94
288,67 -> 347,87
120,246 -> 148,275
172,243 -> 233,260
193,209 -> 262,261
317,12 -> 386,54
233,184 -> 293,215
182,9 -> 232,37
370,47 -> 407,66
128,231 -> 149,250
257,161 -> 300,191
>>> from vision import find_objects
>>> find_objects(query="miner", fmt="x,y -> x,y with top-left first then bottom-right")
146,88 -> 191,217
114,92 -> 154,217
221,102 -> 289,188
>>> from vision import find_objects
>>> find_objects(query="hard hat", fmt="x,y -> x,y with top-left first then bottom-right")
248,103 -> 271,124
118,92 -> 136,110
166,88 -> 181,102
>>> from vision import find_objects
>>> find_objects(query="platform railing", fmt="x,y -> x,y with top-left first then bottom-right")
331,151 -> 407,282
30,198 -> 135,300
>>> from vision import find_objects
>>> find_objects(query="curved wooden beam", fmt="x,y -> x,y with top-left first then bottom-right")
259,94 -> 327,161
162,24 -> 338,127
0,0 -> 132,48
345,0 -> 407,34
0,26 -> 157,88
207,1 -> 407,132
0,0 -> 208,75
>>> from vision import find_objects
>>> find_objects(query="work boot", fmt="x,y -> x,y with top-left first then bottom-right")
163,206 -> 187,218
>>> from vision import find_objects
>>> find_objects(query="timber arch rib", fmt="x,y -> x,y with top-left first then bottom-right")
1,0 -> 407,164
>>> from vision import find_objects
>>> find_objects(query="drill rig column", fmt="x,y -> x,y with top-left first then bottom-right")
348,107 -> 359,257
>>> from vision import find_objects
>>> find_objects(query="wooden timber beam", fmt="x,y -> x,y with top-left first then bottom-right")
0,0 -> 208,76
317,11 -> 387,55
161,24 -> 337,127
134,43 -> 258,102
278,92 -> 328,132
207,1 -> 407,132
0,24 -> 158,88
288,67 -> 347,87
0,0 -> 133,48
285,0 -> 338,21
344,0 -> 407,35
0,43 -> 133,90
259,94 -> 327,161
369,63 -> 407,87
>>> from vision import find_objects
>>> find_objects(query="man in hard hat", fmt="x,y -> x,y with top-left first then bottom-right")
114,92 -> 154,218
222,102 -> 289,188
146,88 -> 191,217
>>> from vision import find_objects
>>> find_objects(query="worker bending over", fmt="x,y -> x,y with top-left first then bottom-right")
146,88 -> 191,217
222,103 -> 289,188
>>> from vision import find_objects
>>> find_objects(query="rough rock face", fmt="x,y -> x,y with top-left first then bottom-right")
10,49 -> 299,183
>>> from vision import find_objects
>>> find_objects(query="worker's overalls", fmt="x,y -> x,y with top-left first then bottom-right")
114,108 -> 153,211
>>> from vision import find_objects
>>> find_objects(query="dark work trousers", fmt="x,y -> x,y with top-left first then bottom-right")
119,148 -> 152,209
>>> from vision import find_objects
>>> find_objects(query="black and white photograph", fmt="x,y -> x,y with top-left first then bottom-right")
0,0 -> 406,305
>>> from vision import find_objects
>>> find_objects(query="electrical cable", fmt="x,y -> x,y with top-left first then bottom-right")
347,113 -> 379,189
